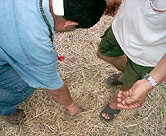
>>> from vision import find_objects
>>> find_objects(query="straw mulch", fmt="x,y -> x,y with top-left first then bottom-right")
0,16 -> 166,136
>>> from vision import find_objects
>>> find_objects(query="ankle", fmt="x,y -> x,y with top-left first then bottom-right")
65,99 -> 75,109
109,103 -> 118,109
65,102 -> 81,116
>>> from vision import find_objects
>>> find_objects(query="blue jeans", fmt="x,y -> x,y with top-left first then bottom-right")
0,64 -> 36,116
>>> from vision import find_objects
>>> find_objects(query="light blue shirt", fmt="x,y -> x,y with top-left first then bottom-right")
0,0 -> 64,89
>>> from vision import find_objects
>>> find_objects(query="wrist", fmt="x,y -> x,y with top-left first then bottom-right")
144,73 -> 157,88
142,78 -> 153,92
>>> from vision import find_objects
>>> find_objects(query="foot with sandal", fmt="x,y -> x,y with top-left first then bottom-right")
100,72 -> 123,122
107,72 -> 123,86
100,93 -> 121,122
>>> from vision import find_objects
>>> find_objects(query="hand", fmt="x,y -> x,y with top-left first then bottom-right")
105,0 -> 122,16
117,79 -> 152,109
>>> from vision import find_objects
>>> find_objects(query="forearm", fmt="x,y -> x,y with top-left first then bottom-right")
47,84 -> 73,106
145,53 -> 166,92
149,53 -> 166,84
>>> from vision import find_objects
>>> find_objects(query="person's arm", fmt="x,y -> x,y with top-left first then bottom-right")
117,53 -> 166,109
105,0 -> 122,17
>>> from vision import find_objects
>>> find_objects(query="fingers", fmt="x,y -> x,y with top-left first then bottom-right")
117,91 -> 126,103
105,6 -> 118,17
105,7 -> 115,16
117,95 -> 142,109
111,8 -> 119,16
117,103 -> 139,109
117,91 -> 129,98
117,90 -> 141,109
120,89 -> 137,106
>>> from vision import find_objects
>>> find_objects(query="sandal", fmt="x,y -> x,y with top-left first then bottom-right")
106,72 -> 123,85
100,104 -> 120,122
3,109 -> 26,125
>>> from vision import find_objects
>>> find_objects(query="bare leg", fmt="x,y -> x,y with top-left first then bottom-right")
97,49 -> 128,119
47,84 -> 81,115
97,50 -> 127,72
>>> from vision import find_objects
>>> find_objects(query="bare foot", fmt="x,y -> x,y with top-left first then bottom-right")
65,102 -> 81,116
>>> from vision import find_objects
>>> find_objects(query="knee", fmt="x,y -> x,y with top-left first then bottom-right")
96,49 -> 114,62
96,50 -> 102,59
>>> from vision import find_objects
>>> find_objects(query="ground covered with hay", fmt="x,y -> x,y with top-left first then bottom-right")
0,16 -> 166,136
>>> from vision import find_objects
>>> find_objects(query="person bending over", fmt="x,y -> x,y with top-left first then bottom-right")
0,0 -> 106,124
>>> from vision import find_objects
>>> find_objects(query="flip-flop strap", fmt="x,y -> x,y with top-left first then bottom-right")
105,104 -> 120,114
107,72 -> 123,85
111,73 -> 123,79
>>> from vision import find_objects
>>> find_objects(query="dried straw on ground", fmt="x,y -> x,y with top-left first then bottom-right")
0,16 -> 166,136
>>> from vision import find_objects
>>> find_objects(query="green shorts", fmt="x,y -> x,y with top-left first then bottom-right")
99,26 -> 154,88
122,59 -> 154,88
98,25 -> 124,57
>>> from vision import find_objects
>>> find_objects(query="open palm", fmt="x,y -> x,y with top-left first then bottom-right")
117,79 -> 151,109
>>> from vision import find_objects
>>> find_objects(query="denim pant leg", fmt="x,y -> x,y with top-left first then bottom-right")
0,64 -> 36,116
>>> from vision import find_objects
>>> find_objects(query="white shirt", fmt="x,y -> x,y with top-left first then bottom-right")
112,0 -> 166,67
